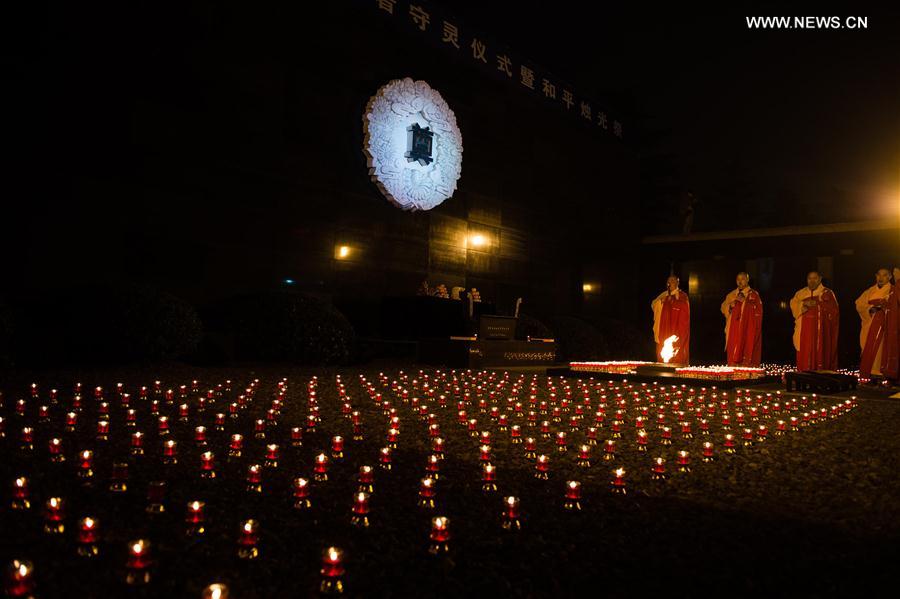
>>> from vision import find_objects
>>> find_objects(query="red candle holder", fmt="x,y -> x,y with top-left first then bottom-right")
724,433 -> 737,454
555,431 -> 568,452
524,437 -> 537,460
651,457 -> 667,480
237,520 -> 259,560
509,425 -> 522,444
162,440 -> 178,465
377,447 -> 391,471
47,437 -> 64,463
246,464 -> 263,492
636,430 -> 648,451
255,419 -> 267,439
200,451 -> 216,478
229,434 -> 243,458
775,420 -> 786,436
78,450 -> 94,480
350,492 -> 370,527
481,464 -> 497,492
77,517 -> 99,557
479,444 -> 492,462
315,453 -> 331,480
611,467 -> 627,494
660,426 -> 672,445
702,442 -> 715,462
193,426 -> 207,447
680,421 -> 693,439
756,424 -> 768,442
126,539 -> 152,584
540,421 -> 551,438
428,516 -> 451,554
357,466 -> 375,493
677,451 -> 691,472
502,496 -> 521,530
426,454 -> 441,479
577,444 -> 592,468
44,497 -> 65,534
603,439 -> 617,461
586,427 -> 598,445
419,477 -> 437,507
11,477 -> 30,510
699,419 -> 710,435
109,462 -> 129,493
157,416 -> 169,436
742,428 -> 754,447
264,444 -> 280,469
320,547 -> 345,595
331,436 -> 344,459
293,477 -> 312,509
146,481 -> 166,514
564,480 -> 582,511
535,454 -> 550,480
19,427 -> 33,451
6,559 -> 35,597
185,501 -> 206,536
202,583 -> 229,599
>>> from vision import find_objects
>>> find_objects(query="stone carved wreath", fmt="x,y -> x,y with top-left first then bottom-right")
363,78 -> 463,211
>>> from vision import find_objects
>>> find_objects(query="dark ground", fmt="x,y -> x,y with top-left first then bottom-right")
1,362 -> 898,598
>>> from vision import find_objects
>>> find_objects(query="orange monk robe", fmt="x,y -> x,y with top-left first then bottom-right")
789,285 -> 839,371
881,284 -> 900,381
651,289 -> 690,365
720,287 -> 763,366
855,283 -> 892,377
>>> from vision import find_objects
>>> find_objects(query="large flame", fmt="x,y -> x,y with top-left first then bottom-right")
660,335 -> 679,363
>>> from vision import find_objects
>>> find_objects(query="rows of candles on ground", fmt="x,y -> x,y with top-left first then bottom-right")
1,371 -> 857,595
569,362 -> 796,380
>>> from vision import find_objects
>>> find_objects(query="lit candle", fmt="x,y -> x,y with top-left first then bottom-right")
5,559 -> 35,598
577,444 -> 592,468
660,426 -> 672,445
757,424 -> 768,442
426,454 -> 441,479
246,464 -> 263,492
564,480 -> 582,511
677,450 -> 691,472
377,447 -> 391,471
157,416 -> 169,436
555,431 -> 568,452
482,464 -> 497,492
479,444 -> 492,462
255,419 -> 267,439
229,434 -> 243,458
351,492 -> 370,527
202,583 -> 230,599
724,433 -> 736,454
319,547 -> 345,594
265,444 -> 280,468
510,425 -> 522,443
185,501 -> 205,535
775,420 -> 786,436
291,427 -> 303,447
237,520 -> 259,560
126,539 -> 151,585
428,516 -> 451,554
651,457 -> 667,480
535,454 -> 550,480
331,436 -> 344,459
431,437 -> 445,457
603,439 -> 616,461
78,450 -> 94,480
357,466 -> 375,493
293,477 -> 312,509
611,467 -> 627,494
77,516 -> 99,556
701,441 -> 715,462
502,495 -> 522,530
163,440 -> 178,465
131,431 -> 144,456
636,430 -> 648,451
418,476 -> 437,508
200,451 -> 216,478
524,437 -> 537,459
315,453 -> 331,480
194,426 -> 207,446
742,427 -> 754,446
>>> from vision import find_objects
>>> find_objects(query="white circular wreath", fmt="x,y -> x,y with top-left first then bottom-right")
363,78 -> 463,211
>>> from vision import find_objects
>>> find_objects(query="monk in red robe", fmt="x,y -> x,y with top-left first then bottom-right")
720,272 -> 763,366
855,268 -> 893,379
880,266 -> 900,383
651,275 -> 690,365
789,271 -> 839,371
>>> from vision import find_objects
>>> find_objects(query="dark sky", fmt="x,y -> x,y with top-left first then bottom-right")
439,4 -> 900,228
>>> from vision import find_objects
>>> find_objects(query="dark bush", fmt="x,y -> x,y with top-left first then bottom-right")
12,282 -> 202,364
515,312 -> 554,340
213,291 -> 355,365
551,315 -> 608,362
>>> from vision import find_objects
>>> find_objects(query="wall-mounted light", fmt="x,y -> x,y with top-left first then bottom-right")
688,273 -> 699,295
336,245 -> 351,259
582,283 -> 594,293
468,234 -> 487,248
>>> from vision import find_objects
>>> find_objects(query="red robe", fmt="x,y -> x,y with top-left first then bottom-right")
881,285 -> 899,381
651,289 -> 690,365
789,286 -> 839,371
855,283 -> 892,377
721,287 -> 763,366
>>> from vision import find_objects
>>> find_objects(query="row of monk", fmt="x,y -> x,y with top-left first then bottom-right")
650,267 -> 900,380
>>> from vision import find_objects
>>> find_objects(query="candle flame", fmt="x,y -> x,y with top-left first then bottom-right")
660,335 -> 679,363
